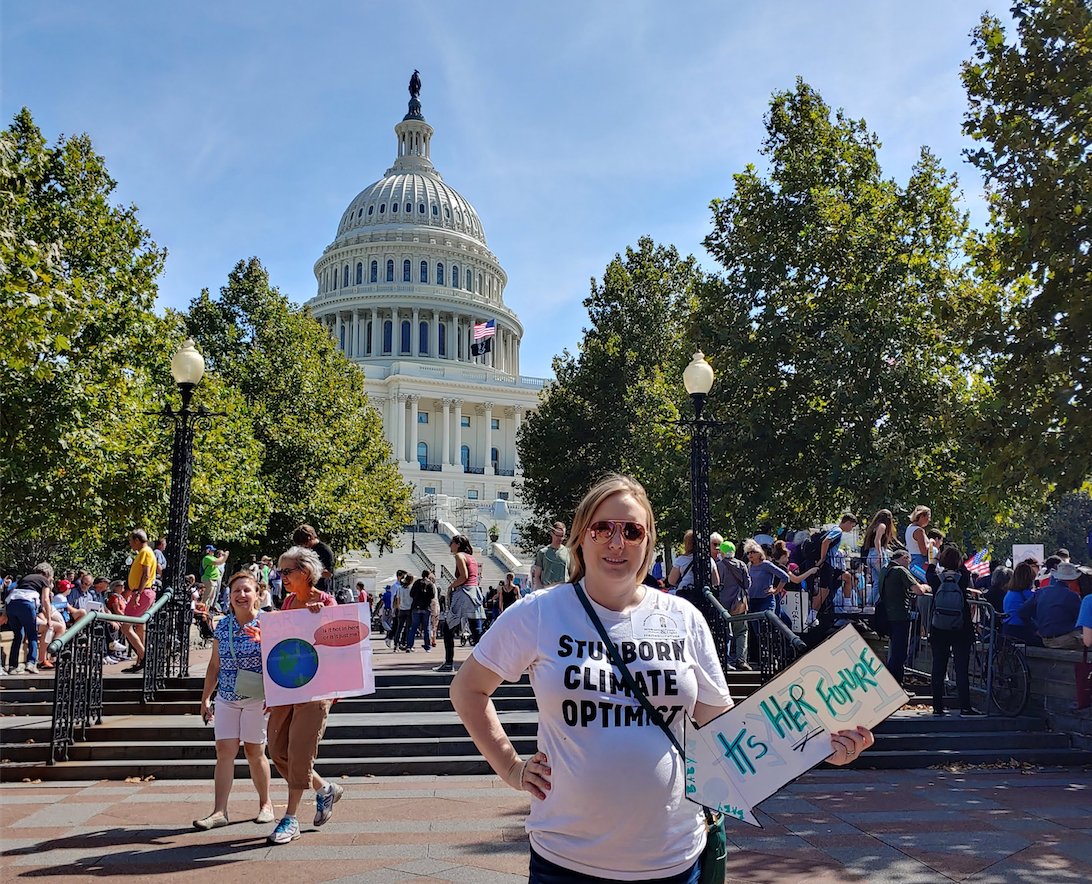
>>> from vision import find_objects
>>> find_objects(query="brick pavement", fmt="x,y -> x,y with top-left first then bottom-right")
1,768 -> 1089,883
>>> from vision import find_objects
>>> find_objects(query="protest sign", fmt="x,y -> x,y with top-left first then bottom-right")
260,603 -> 375,706
685,624 -> 907,827
1011,544 -> 1044,567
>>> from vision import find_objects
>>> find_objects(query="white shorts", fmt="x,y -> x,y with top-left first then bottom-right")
213,696 -> 268,744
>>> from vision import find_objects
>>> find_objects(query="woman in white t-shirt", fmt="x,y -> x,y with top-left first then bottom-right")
666,529 -> 719,597
451,474 -> 873,882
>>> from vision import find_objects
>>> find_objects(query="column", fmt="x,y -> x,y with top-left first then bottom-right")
483,402 -> 494,474
335,313 -> 344,353
354,311 -> 362,357
371,307 -> 379,356
412,307 -> 420,356
441,398 -> 452,466
408,395 -> 419,465
395,394 -> 407,462
430,310 -> 439,359
513,408 -> 523,473
453,399 -> 463,470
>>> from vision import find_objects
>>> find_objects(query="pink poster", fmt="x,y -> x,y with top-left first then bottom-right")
259,603 -> 375,707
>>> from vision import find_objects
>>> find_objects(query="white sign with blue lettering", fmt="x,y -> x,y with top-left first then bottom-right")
684,624 -> 908,827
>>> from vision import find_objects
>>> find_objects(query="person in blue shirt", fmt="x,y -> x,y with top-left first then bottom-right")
1001,562 -> 1040,645
1077,591 -> 1092,649
1018,562 -> 1082,650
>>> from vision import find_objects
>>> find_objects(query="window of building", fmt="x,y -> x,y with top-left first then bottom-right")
383,320 -> 392,354
417,412 -> 429,424
498,491 -> 510,501
491,447 -> 499,469
419,260 -> 428,283
419,203 -> 425,214
400,320 -> 411,354
368,205 -> 374,216
380,203 -> 386,214
343,265 -> 349,287
460,416 -> 470,428
386,259 -> 394,282
403,259 -> 411,282
419,321 -> 429,354
405,202 -> 411,213
424,486 -> 437,495
339,324 -> 346,351
451,265 -> 459,288
469,269 -> 475,291
432,205 -> 438,216
392,202 -> 399,212
355,262 -> 363,285
467,489 -> 478,500
460,445 -> 470,470
332,269 -> 337,289
417,442 -> 428,467
370,260 -> 378,283
445,206 -> 451,219
437,262 -> 445,286
365,320 -> 373,355
490,418 -> 500,430
438,322 -> 446,356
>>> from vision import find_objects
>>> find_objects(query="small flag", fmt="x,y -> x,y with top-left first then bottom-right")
964,550 -> 990,579
473,319 -> 496,340
470,338 -> 493,357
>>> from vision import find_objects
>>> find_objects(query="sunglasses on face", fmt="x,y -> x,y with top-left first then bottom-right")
280,566 -> 302,577
586,520 -> 647,545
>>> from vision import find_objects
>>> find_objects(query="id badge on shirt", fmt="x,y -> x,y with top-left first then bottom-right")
630,600 -> 684,641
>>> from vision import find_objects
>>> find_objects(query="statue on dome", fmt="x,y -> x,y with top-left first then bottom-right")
409,70 -> 422,100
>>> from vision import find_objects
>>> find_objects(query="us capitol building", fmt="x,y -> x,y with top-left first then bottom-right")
305,74 -> 546,546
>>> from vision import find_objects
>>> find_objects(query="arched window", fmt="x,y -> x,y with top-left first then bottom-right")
466,268 -> 472,290
386,260 -> 394,282
451,265 -> 459,288
432,205 -> 438,216
365,320 -> 373,355
400,320 -> 411,354
491,447 -> 499,470
392,202 -> 399,213
332,268 -> 338,289
379,203 -> 386,214
437,263 -> 445,286
343,265 -> 349,287
417,441 -> 428,467
419,203 -> 425,214
460,445 -> 470,470
339,324 -> 346,351
370,260 -> 378,283
355,262 -> 363,285
445,206 -> 451,219
405,202 -> 411,213
368,205 -> 374,216
382,320 -> 392,354
438,322 -> 446,356
420,260 -> 428,283
419,321 -> 429,354
403,259 -> 411,282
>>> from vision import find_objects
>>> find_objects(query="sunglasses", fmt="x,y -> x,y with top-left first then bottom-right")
279,565 -> 302,577
586,520 -> 647,545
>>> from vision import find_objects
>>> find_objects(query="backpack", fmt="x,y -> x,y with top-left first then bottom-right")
790,532 -> 825,572
334,587 -> 354,605
930,570 -> 965,632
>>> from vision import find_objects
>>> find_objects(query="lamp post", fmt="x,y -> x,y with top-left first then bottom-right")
682,352 -> 723,648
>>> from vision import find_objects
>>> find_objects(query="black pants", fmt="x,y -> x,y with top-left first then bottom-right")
886,619 -> 911,685
440,618 -> 482,665
392,611 -> 412,648
930,629 -> 972,712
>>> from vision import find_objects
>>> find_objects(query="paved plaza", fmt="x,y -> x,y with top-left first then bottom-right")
0,766 -> 1089,883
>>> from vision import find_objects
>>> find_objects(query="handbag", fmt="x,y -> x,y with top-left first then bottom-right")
228,617 -> 265,700
1076,648 -> 1092,711
573,582 -> 727,884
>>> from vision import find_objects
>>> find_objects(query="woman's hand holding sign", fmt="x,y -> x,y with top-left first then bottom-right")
827,725 -> 874,765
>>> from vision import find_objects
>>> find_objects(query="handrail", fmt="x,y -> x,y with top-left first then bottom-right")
411,538 -> 436,573
48,590 -> 174,656
703,588 -> 807,652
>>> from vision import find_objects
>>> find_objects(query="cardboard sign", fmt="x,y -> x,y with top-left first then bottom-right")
259,603 -> 375,706
1011,544 -> 1044,567
685,624 -> 907,827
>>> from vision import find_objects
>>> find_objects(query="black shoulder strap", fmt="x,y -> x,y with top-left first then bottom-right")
572,581 -> 713,822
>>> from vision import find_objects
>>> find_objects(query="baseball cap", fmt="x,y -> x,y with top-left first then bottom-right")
205,544 -> 216,552
720,541 -> 735,556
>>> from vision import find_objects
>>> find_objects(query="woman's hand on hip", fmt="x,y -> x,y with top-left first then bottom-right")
827,726 -> 874,765
507,752 -> 551,800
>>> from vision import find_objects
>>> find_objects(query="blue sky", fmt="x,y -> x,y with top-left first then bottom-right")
3,1 -> 1007,380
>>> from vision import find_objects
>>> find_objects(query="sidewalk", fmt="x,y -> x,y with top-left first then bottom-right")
2,768 -> 1089,883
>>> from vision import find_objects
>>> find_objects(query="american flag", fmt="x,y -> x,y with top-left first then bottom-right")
964,549 -> 991,578
473,319 -> 496,340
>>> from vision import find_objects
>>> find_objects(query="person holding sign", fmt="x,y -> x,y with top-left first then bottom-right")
194,572 -> 274,830
450,474 -> 873,882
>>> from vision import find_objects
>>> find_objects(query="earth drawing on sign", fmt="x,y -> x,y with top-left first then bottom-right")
266,637 -> 320,689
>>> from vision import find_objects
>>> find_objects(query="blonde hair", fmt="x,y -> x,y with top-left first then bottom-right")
681,529 -> 695,555
909,505 -> 931,524
567,474 -> 657,584
225,571 -> 261,616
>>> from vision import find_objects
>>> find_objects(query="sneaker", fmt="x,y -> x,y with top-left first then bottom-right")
313,782 -> 343,826
103,656 -> 121,665
110,641 -> 127,653
9,664 -> 25,675
959,708 -> 984,718
932,709 -> 948,717
25,663 -> 38,674
267,815 -> 300,844
193,811 -> 229,830
385,637 -> 393,648
735,661 -> 753,671
39,660 -> 54,670
433,663 -> 454,673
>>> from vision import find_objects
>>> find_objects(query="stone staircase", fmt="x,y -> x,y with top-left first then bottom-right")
3,656 -> 1090,782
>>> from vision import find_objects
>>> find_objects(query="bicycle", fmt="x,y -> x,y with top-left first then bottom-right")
968,612 -> 1031,717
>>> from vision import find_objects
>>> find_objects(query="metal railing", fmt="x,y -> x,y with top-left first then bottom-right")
46,590 -> 184,763
703,589 -> 807,681
411,538 -> 436,573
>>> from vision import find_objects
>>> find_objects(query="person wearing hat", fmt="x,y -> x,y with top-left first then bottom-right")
1018,561 -> 1083,650
715,539 -> 751,670
200,545 -> 230,611
531,522 -> 571,591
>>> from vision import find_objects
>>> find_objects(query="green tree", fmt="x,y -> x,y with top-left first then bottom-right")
517,237 -> 697,548
184,258 -> 411,556
699,80 -> 1003,537
962,0 -> 1092,497
986,490 -> 1092,566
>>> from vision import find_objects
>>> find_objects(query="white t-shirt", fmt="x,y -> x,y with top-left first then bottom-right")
905,524 -> 926,556
472,583 -> 733,880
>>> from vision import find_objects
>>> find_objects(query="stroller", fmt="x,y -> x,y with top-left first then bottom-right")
193,603 -> 216,648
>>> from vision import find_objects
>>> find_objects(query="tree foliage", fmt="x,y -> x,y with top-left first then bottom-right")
962,0 -> 1092,497
184,258 -> 412,556
517,238 -> 697,547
